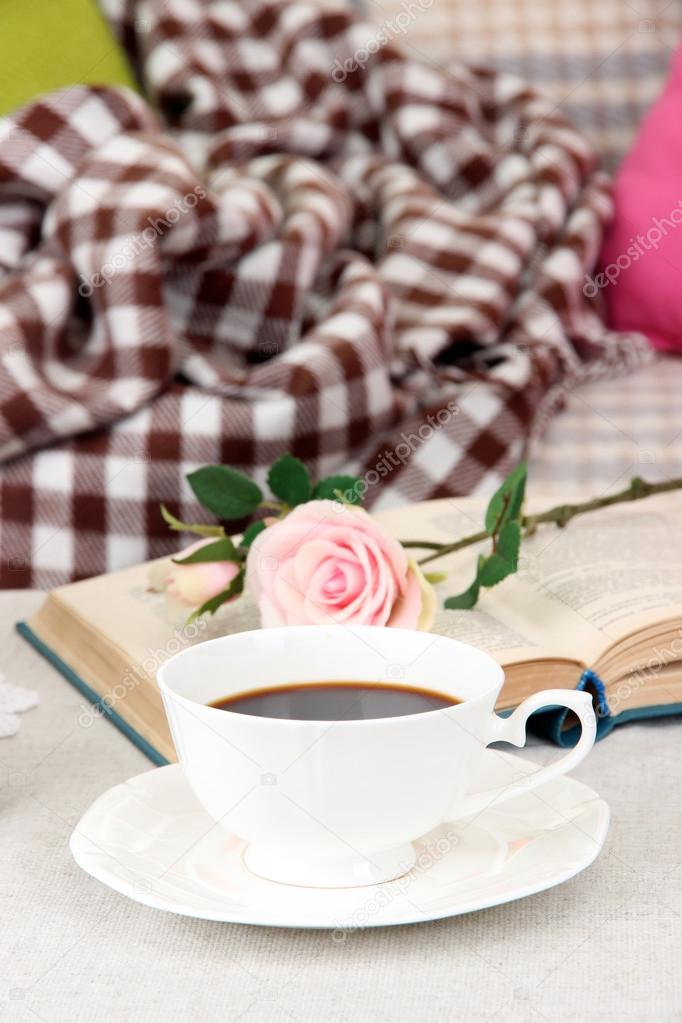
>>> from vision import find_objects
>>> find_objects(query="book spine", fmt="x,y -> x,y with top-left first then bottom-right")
528,668 -> 612,747
16,621 -> 168,767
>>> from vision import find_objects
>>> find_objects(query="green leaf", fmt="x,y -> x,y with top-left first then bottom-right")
160,504 -> 225,538
424,571 -> 448,585
240,520 -> 267,547
172,536 -> 240,565
313,475 -> 363,504
484,461 -> 527,536
267,454 -> 312,507
187,466 -> 263,520
444,578 -> 481,610
496,519 -> 521,571
477,520 -> 522,587
187,571 -> 245,622
477,553 -> 514,587
442,474 -> 526,614
444,555 -> 484,609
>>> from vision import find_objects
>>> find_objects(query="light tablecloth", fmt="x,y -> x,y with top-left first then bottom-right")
2,591 -> 682,1022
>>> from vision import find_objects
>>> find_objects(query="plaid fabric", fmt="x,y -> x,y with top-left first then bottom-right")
360,0 -> 682,172
0,0 -> 649,587
529,356 -> 682,498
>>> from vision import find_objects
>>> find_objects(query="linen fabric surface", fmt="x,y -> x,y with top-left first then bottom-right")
0,0 -> 648,586
5,591 -> 682,1023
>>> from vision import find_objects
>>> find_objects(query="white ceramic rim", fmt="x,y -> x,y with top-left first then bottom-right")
157,624 -> 506,728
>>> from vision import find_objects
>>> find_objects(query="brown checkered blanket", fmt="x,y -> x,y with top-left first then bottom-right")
0,0 -> 649,587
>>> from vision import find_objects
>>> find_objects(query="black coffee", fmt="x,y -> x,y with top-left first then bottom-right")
209,682 -> 458,721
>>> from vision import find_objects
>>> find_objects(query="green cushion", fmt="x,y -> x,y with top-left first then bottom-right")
1,0 -> 138,117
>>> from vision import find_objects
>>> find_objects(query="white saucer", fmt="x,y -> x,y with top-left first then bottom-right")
70,752 -> 609,929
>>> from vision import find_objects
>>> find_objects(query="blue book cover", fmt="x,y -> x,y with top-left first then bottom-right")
17,621 -> 170,766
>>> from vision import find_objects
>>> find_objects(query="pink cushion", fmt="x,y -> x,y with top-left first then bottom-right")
598,44 -> 682,351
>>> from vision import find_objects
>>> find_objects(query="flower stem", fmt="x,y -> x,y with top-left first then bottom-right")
402,475 -> 682,567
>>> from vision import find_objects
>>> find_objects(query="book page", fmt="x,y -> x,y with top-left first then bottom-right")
48,508 -> 562,674
514,494 -> 682,640
377,500 -> 599,665
377,491 -> 682,665
49,560 -> 261,683
47,491 -> 682,676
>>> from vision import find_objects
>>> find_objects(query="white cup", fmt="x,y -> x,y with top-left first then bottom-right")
158,625 -> 596,888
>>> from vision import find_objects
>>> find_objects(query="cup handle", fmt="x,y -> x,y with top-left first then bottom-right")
451,689 -> 597,820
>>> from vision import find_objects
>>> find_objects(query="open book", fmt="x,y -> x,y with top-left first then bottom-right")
18,492 -> 682,763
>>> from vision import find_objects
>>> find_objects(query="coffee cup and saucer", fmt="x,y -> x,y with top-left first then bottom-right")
70,626 -> 609,928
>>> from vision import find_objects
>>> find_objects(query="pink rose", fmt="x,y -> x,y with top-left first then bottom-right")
165,538 -> 240,607
246,500 -> 436,630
